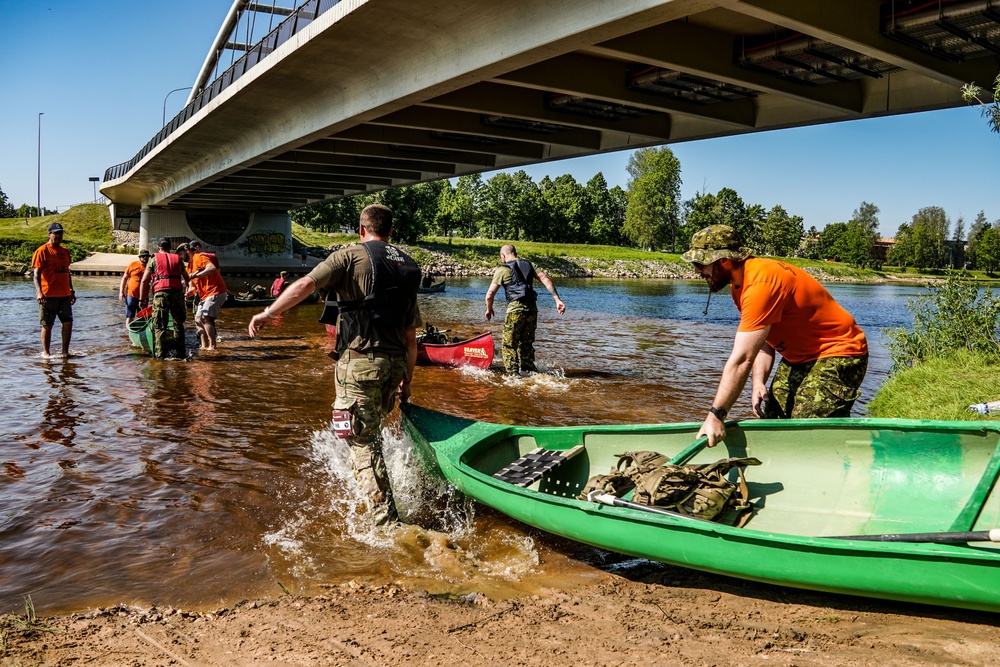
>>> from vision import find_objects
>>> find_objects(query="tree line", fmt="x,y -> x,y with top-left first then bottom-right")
292,146 -> 998,271
0,185 -> 54,218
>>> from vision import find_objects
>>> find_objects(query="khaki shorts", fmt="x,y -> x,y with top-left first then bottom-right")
195,293 -> 228,319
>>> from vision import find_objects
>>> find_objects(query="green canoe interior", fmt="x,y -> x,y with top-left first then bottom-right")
405,407 -> 1000,545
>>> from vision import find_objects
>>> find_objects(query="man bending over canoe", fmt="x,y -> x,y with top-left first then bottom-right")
683,225 -> 868,448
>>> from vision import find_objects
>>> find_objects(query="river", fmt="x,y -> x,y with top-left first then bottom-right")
0,275 -> 922,614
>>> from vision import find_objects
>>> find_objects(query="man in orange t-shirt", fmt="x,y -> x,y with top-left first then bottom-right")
32,222 -> 76,357
178,242 -> 228,350
118,249 -> 150,326
683,225 -> 868,447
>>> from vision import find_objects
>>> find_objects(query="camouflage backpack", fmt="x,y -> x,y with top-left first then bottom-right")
579,450 -> 761,523
577,450 -> 670,500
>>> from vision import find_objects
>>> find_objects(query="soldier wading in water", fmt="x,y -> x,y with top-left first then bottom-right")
249,205 -> 421,526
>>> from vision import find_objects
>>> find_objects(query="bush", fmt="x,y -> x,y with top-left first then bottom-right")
883,271 -> 1000,369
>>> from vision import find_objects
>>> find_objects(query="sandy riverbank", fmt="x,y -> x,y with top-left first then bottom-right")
3,558 -> 997,666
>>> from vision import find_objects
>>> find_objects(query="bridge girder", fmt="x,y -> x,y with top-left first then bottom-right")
102,0 -> 1000,212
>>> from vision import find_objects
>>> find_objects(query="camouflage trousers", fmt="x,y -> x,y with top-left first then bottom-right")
502,309 -> 538,375
333,350 -> 409,526
152,290 -> 187,359
764,354 -> 868,419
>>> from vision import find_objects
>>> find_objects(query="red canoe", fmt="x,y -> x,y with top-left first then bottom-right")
324,325 -> 494,370
417,332 -> 494,370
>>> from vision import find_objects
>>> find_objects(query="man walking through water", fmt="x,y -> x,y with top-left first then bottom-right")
248,205 -> 421,526
32,222 -> 76,357
485,244 -> 565,375
682,225 -> 868,448
139,238 -> 189,359
178,242 -> 228,350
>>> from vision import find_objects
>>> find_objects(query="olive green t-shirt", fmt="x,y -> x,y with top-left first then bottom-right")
491,265 -> 537,314
309,243 -> 422,353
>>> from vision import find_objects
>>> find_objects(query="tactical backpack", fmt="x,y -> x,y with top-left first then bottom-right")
578,450 -> 761,523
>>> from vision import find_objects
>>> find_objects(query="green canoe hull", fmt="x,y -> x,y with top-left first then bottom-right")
401,404 -> 1000,613
127,316 -> 177,356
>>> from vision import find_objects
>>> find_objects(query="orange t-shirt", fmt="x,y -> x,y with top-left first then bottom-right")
31,243 -> 73,297
189,252 -> 227,299
732,258 -> 867,364
123,260 -> 145,298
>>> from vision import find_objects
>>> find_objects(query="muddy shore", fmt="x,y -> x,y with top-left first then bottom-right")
3,558 -> 997,667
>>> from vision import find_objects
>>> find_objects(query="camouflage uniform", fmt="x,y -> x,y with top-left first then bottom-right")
151,290 -> 187,359
334,350 -> 410,525
764,354 -> 869,419
502,309 -> 538,374
146,254 -> 187,359
310,240 -> 421,526
491,263 -> 539,375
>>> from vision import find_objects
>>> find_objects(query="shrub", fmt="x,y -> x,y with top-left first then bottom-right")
884,271 -> 1000,369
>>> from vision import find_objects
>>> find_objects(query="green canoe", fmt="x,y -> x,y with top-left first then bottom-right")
401,404 -> 1000,613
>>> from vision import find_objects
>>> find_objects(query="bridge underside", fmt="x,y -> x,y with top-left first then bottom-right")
102,0 -> 1000,214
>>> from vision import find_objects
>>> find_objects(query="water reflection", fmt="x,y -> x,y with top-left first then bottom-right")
40,361 -> 84,448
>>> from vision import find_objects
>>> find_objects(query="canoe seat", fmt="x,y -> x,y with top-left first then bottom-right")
493,445 -> 585,487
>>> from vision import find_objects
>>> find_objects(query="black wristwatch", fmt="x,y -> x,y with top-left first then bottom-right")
709,406 -> 728,421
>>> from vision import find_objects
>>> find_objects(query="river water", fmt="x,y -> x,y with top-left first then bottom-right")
0,275 -> 921,614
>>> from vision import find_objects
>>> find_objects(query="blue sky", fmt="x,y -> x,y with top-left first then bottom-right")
2,1 -> 998,237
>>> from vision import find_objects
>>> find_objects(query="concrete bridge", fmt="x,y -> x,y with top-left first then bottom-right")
100,0 -> 1000,265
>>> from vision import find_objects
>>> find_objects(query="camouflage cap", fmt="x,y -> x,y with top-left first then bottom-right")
175,243 -> 190,253
681,225 -> 753,265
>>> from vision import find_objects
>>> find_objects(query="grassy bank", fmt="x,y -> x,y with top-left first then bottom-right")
866,350 -> 1000,420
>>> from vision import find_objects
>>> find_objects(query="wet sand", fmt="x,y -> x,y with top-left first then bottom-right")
4,559 -> 998,666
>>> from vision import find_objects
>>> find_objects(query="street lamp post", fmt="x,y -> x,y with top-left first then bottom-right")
162,87 -> 193,127
37,112 -> 43,216
89,177 -> 100,203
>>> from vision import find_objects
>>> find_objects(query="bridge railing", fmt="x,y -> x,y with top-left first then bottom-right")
104,0 -> 341,183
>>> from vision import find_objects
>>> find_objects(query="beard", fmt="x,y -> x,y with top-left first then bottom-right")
705,267 -> 731,293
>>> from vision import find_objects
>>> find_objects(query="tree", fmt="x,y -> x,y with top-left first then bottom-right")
479,171 -> 542,241
966,210 -> 989,270
817,222 -> 848,261
586,174 -> 627,246
910,206 -> 950,270
757,205 -> 803,257
951,215 -> 965,269
0,183 -> 14,217
454,174 -> 485,237
679,187 -> 758,252
888,223 -> 913,268
433,181 -> 474,237
538,174 -> 589,243
976,226 -> 1000,273
962,73 -> 1000,134
623,147 -> 682,251
828,201 -> 881,267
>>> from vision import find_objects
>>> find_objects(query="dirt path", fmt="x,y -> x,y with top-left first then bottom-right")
4,561 -> 998,667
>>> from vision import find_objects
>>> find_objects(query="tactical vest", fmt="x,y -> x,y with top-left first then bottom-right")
502,259 -> 537,305
152,252 -> 183,292
321,241 -> 421,355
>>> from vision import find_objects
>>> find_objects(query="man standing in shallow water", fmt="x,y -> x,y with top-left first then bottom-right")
682,225 -> 868,448
485,244 -> 565,375
32,222 -> 76,357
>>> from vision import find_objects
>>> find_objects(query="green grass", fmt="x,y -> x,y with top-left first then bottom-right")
866,350 -> 1000,420
0,205 -> 114,263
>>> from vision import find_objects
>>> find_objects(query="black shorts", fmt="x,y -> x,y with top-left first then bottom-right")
39,296 -> 73,327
